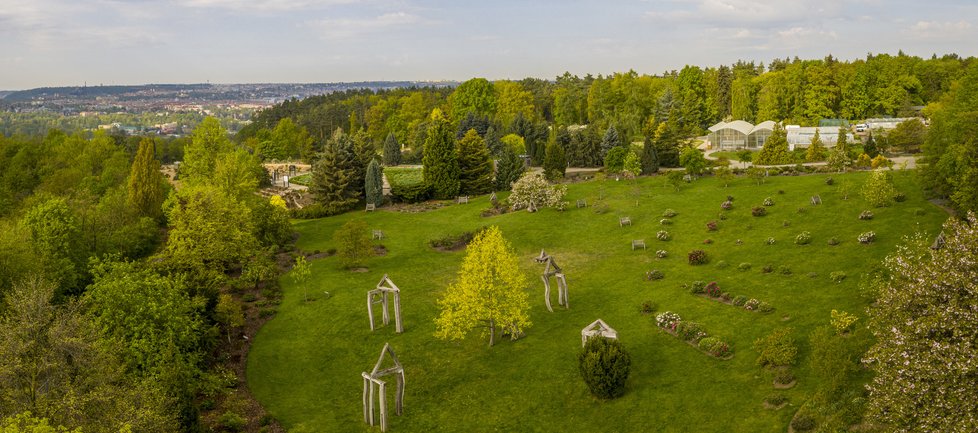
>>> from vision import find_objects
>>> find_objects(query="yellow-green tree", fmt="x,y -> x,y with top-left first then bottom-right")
181,117 -> 232,183
434,226 -> 530,347
127,138 -> 166,220
805,129 -> 826,162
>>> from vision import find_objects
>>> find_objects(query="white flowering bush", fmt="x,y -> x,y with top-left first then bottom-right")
657,231 -> 671,241
662,209 -> 678,218
655,250 -> 668,258
859,210 -> 874,220
655,311 -> 681,330
659,218 -> 672,225
858,231 -> 876,244
744,298 -> 760,311
795,231 -> 812,245
507,172 -> 567,211
766,237 -> 776,245
865,213 -> 978,431
763,197 -> 775,206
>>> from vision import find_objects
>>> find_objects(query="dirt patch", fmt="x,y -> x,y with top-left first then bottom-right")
387,201 -> 447,213
763,401 -> 788,410
773,379 -> 797,389
349,267 -> 370,273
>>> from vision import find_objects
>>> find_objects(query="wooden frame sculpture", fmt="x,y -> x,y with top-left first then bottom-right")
368,274 -> 403,333
534,250 -> 568,312
581,319 -> 618,347
362,343 -> 405,432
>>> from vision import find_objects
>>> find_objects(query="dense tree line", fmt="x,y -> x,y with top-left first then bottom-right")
0,118 -> 293,431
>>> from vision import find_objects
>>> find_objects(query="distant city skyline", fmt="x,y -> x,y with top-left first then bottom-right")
2,0 -> 976,90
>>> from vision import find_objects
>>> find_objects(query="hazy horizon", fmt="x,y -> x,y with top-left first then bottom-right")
2,0 -> 976,91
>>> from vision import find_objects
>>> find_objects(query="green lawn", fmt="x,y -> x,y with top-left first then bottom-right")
247,170 -> 945,433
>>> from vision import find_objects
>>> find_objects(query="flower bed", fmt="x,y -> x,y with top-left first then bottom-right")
692,281 -> 774,313
653,311 -> 733,359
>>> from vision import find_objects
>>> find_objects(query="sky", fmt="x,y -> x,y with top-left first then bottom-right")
1,0 -> 976,90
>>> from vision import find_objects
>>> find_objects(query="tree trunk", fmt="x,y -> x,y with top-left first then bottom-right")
488,318 -> 495,347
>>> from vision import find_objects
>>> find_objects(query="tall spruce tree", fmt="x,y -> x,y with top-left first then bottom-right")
640,135 -> 659,174
364,159 -> 384,207
494,145 -> 525,191
485,125 -> 504,157
382,132 -> 401,166
127,138 -> 165,220
805,129 -> 826,162
755,123 -> 791,165
422,109 -> 461,199
600,125 -> 622,160
543,139 -> 567,181
456,129 -> 494,195
310,132 -> 358,215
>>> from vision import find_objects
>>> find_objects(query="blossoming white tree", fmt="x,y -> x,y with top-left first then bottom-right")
865,212 -> 978,432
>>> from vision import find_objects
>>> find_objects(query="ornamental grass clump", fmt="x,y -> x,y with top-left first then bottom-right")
752,206 -> 767,217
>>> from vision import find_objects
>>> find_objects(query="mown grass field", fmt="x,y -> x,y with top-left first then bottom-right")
247,170 -> 944,433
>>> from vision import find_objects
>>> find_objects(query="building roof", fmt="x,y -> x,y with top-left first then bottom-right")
708,120 -> 754,135
750,121 -> 776,134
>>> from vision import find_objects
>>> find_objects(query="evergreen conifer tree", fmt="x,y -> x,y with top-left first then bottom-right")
640,135 -> 659,174
485,125 -> 504,157
422,109 -> 461,199
310,135 -> 358,215
456,129 -> 494,195
382,132 -> 401,166
805,129 -> 826,162
756,123 -> 791,165
543,139 -> 567,181
600,125 -> 622,159
364,159 -> 384,207
494,145 -> 526,191
863,133 -> 879,158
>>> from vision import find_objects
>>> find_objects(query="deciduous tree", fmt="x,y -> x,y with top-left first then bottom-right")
434,226 -> 530,347
127,138 -> 166,221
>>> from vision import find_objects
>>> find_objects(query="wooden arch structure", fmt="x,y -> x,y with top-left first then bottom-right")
368,274 -> 403,333
362,343 -> 405,432
534,250 -> 568,312
581,319 -> 618,347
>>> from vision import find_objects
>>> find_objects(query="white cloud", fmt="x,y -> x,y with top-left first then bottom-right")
307,12 -> 424,39
907,20 -> 973,38
176,0 -> 361,12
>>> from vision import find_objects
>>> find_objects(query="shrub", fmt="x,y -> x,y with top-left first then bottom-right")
646,269 -> 664,280
334,220 -> 372,268
702,238 -> 713,244
782,220 -> 791,227
758,302 -> 774,313
807,272 -> 819,278
763,197 -> 774,206
761,265 -> 773,274
715,260 -> 728,269
766,237 -> 776,245
698,337 -> 732,357
732,295 -> 748,306
640,301 -> 655,314
893,192 -> 907,202
721,200 -> 733,210
659,218 -> 672,225
765,393 -> 788,406
752,206 -> 766,216
830,309 -> 859,334
578,337 -> 631,399
774,369 -> 796,385
508,172 -> 568,210
662,209 -> 677,218
830,271 -> 846,283
858,231 -> 876,244
676,321 -> 706,342
687,250 -> 708,265
744,298 -> 760,310
913,208 -> 925,216
655,311 -> 681,329
655,249 -> 668,258
218,411 -> 247,432
705,281 -> 721,297
795,231 -> 812,245
720,292 -> 732,302
718,212 -> 727,220
778,265 -> 792,275
753,327 -> 798,367
859,210 -> 874,220
686,280 -> 706,294
827,237 -> 840,246
706,220 -> 718,231
656,230 -> 671,241
825,176 -> 834,185
738,262 -> 752,271
390,182 -> 432,203
791,414 -> 816,432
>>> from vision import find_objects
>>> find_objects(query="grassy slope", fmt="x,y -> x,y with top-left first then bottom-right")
247,171 -> 944,433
